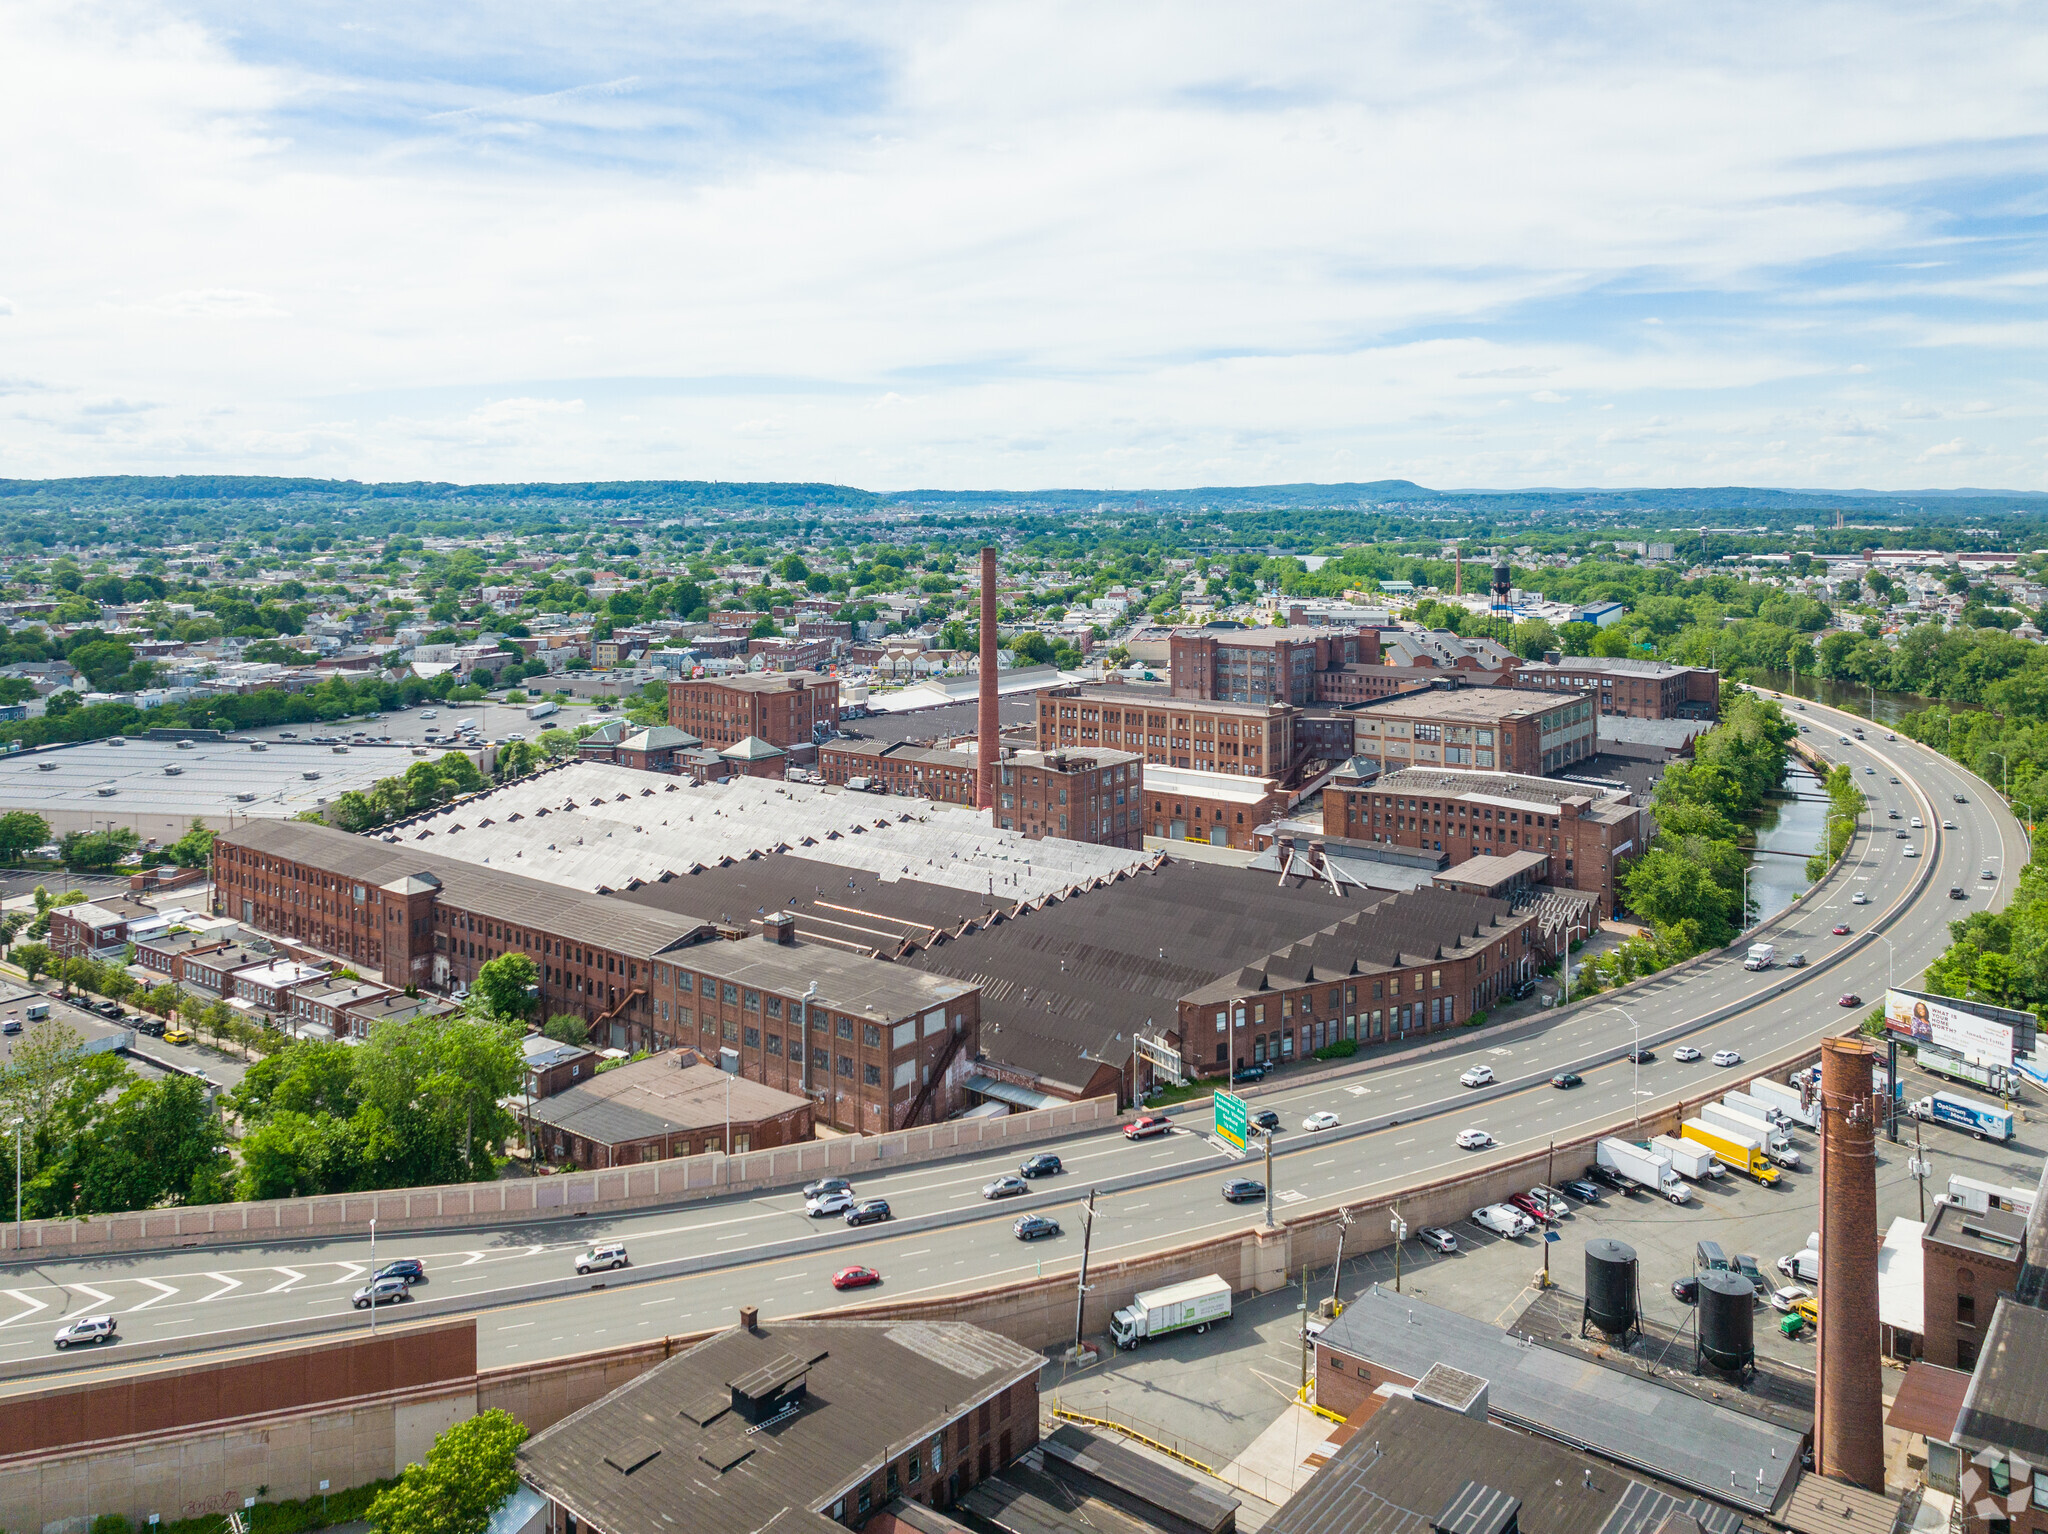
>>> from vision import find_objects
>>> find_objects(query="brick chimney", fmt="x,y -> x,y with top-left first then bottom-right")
1816,1036 -> 1884,1491
978,546 -> 999,811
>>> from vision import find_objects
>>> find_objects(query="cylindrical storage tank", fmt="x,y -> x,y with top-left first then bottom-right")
1698,1271 -> 1756,1376
1584,1238 -> 1639,1337
1492,562 -> 1513,597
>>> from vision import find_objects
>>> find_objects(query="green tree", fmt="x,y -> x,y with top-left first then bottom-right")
12,940 -> 50,981
0,810 -> 51,861
471,952 -> 540,1023
59,827 -> 141,868
165,818 -> 216,868
368,1408 -> 528,1534
1621,849 -> 1738,944
542,1013 -> 590,1046
1010,632 -> 1054,666
48,1074 -> 232,1216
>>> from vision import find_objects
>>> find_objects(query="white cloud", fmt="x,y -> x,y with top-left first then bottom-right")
0,2 -> 2044,486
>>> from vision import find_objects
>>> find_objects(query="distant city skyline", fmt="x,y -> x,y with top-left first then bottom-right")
3,2 -> 2045,491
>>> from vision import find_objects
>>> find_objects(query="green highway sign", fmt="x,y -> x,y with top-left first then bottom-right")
1214,1089 -> 1248,1151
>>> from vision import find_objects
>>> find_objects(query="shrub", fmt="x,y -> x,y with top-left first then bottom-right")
1310,1039 -> 1357,1061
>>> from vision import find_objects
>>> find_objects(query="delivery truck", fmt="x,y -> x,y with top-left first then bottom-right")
525,700 -> 559,720
1748,1077 -> 1817,1131
1650,1135 -> 1722,1181
1919,1053 -> 2014,1097
1943,1175 -> 2035,1216
1110,1274 -> 1233,1350
1743,942 -> 1775,971
1596,1138 -> 1691,1204
1907,1091 -> 2015,1143
1681,1119 -> 1782,1185
1724,1088 -> 1788,1128
1702,1102 -> 1801,1167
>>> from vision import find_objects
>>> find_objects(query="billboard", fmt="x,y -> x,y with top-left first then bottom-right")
1884,988 -> 2015,1068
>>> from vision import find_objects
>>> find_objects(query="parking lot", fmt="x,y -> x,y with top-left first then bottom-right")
231,697 -> 614,748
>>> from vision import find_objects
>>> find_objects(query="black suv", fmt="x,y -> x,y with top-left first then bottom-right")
1019,1153 -> 1063,1178
374,1258 -> 426,1285
845,1198 -> 892,1227
133,1016 -> 166,1037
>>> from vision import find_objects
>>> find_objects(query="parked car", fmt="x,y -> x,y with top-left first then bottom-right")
133,1016 -> 165,1037
1769,1285 -> 1812,1313
52,1316 -> 116,1349
807,1189 -> 857,1217
981,1175 -> 1029,1200
162,1026 -> 192,1045
1013,1214 -> 1062,1241
1471,1204 -> 1534,1238
1123,1115 -> 1172,1140
352,1276 -> 412,1310
803,1177 -> 853,1200
1301,1111 -> 1340,1132
1586,1161 -> 1628,1189
1221,1178 -> 1266,1203
1562,1178 -> 1604,1203
1456,1127 -> 1494,1150
1508,1191 -> 1556,1225
1460,1065 -> 1494,1088
1526,1186 -> 1570,1219
832,1265 -> 882,1291
374,1258 -> 426,1285
1417,1226 -> 1459,1254
1673,1046 -> 1701,1062
1672,1275 -> 1699,1304
576,1242 -> 629,1274
845,1198 -> 892,1227
1233,1063 -> 1268,1082
1550,1071 -> 1583,1089
1019,1153 -> 1063,1178
1712,1050 -> 1742,1067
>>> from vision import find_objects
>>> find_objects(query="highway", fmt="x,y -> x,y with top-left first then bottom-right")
0,694 -> 2026,1386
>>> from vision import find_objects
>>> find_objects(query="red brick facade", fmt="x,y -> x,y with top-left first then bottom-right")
1039,684 -> 1291,778
667,671 -> 839,750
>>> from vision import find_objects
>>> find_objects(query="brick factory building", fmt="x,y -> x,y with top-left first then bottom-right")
210,819 -> 981,1133
1323,764 -> 1646,917
1168,625 -> 1379,706
1513,653 -> 1720,719
993,747 -> 1143,847
1139,764 -> 1288,851
1920,1201 -> 2026,1370
1038,683 -> 1293,779
815,739 -> 980,805
1348,685 -> 1597,777
667,671 -> 840,752
527,1051 -> 814,1167
1378,628 -> 1522,685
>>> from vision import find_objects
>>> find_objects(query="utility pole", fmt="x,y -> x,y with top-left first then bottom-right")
1543,1140 -> 1556,1289
1330,1210 -> 1352,1312
1299,1266 -> 1310,1392
1263,1131 -> 1276,1230
1391,1207 -> 1407,1293
1072,1188 -> 1097,1356
1910,1122 -> 1931,1222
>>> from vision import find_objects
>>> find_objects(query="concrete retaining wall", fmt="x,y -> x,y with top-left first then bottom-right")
3,1094 -> 1118,1261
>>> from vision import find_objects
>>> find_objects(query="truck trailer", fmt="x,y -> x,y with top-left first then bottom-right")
1596,1138 -> 1691,1204
1110,1274 -> 1233,1350
1702,1102 -> 1801,1167
1908,1091 -> 2015,1143
1650,1135 -> 1722,1181
1747,1077 -> 1817,1131
1681,1119 -> 1781,1185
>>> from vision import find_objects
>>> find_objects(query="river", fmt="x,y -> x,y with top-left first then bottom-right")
1744,668 -> 1970,728
1746,758 -> 1832,926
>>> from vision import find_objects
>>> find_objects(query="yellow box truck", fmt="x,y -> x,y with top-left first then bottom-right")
1680,1119 -> 1781,1186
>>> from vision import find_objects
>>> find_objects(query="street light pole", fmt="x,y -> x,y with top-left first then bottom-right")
368,1217 -> 377,1334
9,1118 -> 20,1251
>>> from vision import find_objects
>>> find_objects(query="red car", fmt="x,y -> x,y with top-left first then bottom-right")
832,1265 -> 881,1291
1839,994 -> 1863,1008
1508,1191 -> 1555,1225
1123,1115 -> 1171,1140
1831,924 -> 1851,935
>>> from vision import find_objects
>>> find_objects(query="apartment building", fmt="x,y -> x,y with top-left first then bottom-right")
210,819 -> 981,1133
993,747 -> 1143,848
1348,685 -> 1596,777
1038,683 -> 1292,779
1513,653 -> 1720,719
1169,625 -> 1378,706
48,895 -> 161,960
1324,765 -> 1646,917
667,670 -> 840,751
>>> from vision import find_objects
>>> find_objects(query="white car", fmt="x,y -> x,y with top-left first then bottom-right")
1712,1049 -> 1742,1067
53,1315 -> 116,1349
1673,1045 -> 1701,1062
806,1189 -> 857,1216
1471,1204 -> 1534,1238
1525,1186 -> 1570,1219
1460,1065 -> 1494,1088
1301,1111 -> 1340,1132
576,1242 -> 630,1274
1943,819 -> 1957,829
1852,891 -> 1870,904
1455,1127 -> 1493,1150
1903,847 -> 1919,858
1769,1285 -> 1812,1313
1910,817 -> 1923,829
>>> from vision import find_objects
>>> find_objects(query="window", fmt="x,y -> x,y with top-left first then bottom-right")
838,1017 -> 854,1040
722,983 -> 739,1004
909,1452 -> 921,1482
838,1054 -> 855,1077
744,1027 -> 760,1048
863,1023 -> 882,1047
767,1034 -> 782,1056
766,996 -> 783,1018
1960,1294 -> 1977,1326
864,1063 -> 881,1086
744,990 -> 760,1011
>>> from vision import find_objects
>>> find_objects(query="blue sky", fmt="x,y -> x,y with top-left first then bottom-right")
2,1 -> 2045,490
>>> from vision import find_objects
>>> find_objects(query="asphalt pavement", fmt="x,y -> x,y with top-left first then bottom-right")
0,695 -> 2024,1386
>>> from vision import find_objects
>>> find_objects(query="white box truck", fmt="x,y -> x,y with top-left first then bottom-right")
1650,1135 -> 1722,1181
1724,1088 -> 1788,1127
1908,1092 -> 2016,1143
526,700 -> 559,720
1110,1274 -> 1233,1350
1748,1077 -> 1816,1131
1703,1101 -> 1801,1166
1596,1138 -> 1691,1204
1744,942 -> 1775,971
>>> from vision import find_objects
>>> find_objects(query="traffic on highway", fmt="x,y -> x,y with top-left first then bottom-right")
0,693 -> 2025,1386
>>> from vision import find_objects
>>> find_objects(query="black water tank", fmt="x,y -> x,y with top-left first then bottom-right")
1698,1271 -> 1756,1375
1584,1238 -> 1639,1336
1492,561 -> 1512,599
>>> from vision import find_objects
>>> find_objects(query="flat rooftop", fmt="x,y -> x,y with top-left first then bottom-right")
1926,1201 -> 2028,1261
1518,656 -> 1712,679
0,738 -> 417,822
1352,687 -> 1577,725
1368,766 -> 1635,813
1048,684 -> 1291,719
529,1056 -> 813,1147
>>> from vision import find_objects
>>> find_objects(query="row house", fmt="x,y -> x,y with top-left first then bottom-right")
179,943 -> 277,999
132,927 -> 235,979
289,975 -> 397,1038
48,895 -> 161,961
230,959 -> 333,1017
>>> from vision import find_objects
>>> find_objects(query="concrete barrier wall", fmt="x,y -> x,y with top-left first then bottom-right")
3,1093 -> 1119,1261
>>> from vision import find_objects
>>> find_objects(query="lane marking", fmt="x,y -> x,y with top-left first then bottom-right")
125,1279 -> 177,1313
264,1269 -> 305,1295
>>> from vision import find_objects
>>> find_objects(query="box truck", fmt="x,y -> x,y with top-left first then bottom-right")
525,700 -> 559,720
1943,1175 -> 2035,1216
1919,1053 -> 2013,1097
1702,1101 -> 1801,1167
1650,1135 -> 1722,1181
1907,1091 -> 2015,1143
1724,1089 -> 1789,1128
1596,1138 -> 1691,1203
1110,1274 -> 1233,1350
1748,1077 -> 1817,1131
1681,1119 -> 1781,1185
1744,943 -> 1775,971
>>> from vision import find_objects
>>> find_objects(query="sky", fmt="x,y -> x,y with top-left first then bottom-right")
3,2 -> 2047,492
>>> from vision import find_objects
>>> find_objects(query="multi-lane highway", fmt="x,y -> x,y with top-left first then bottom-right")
0,695 -> 2025,1385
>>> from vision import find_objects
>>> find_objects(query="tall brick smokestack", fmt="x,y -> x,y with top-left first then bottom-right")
978,546 -> 999,811
1816,1036 -> 1884,1491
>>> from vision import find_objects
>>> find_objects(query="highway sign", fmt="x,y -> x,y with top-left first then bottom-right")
1214,1090 -> 1248,1151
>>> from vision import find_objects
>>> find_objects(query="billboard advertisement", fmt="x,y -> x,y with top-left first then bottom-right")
1884,988 -> 2015,1067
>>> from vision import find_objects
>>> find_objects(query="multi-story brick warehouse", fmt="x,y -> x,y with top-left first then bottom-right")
1348,684 -> 1597,777
210,819 -> 981,1133
1513,653 -> 1720,719
1169,625 -> 1379,705
815,739 -> 979,804
1921,1201 -> 2027,1370
667,670 -> 840,751
994,747 -> 1143,847
1323,764 -> 1647,918
1038,683 -> 1292,778
1175,882 -> 1553,1073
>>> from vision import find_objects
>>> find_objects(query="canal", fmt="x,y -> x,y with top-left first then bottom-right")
1745,669 -> 1970,728
1747,758 -> 1832,925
